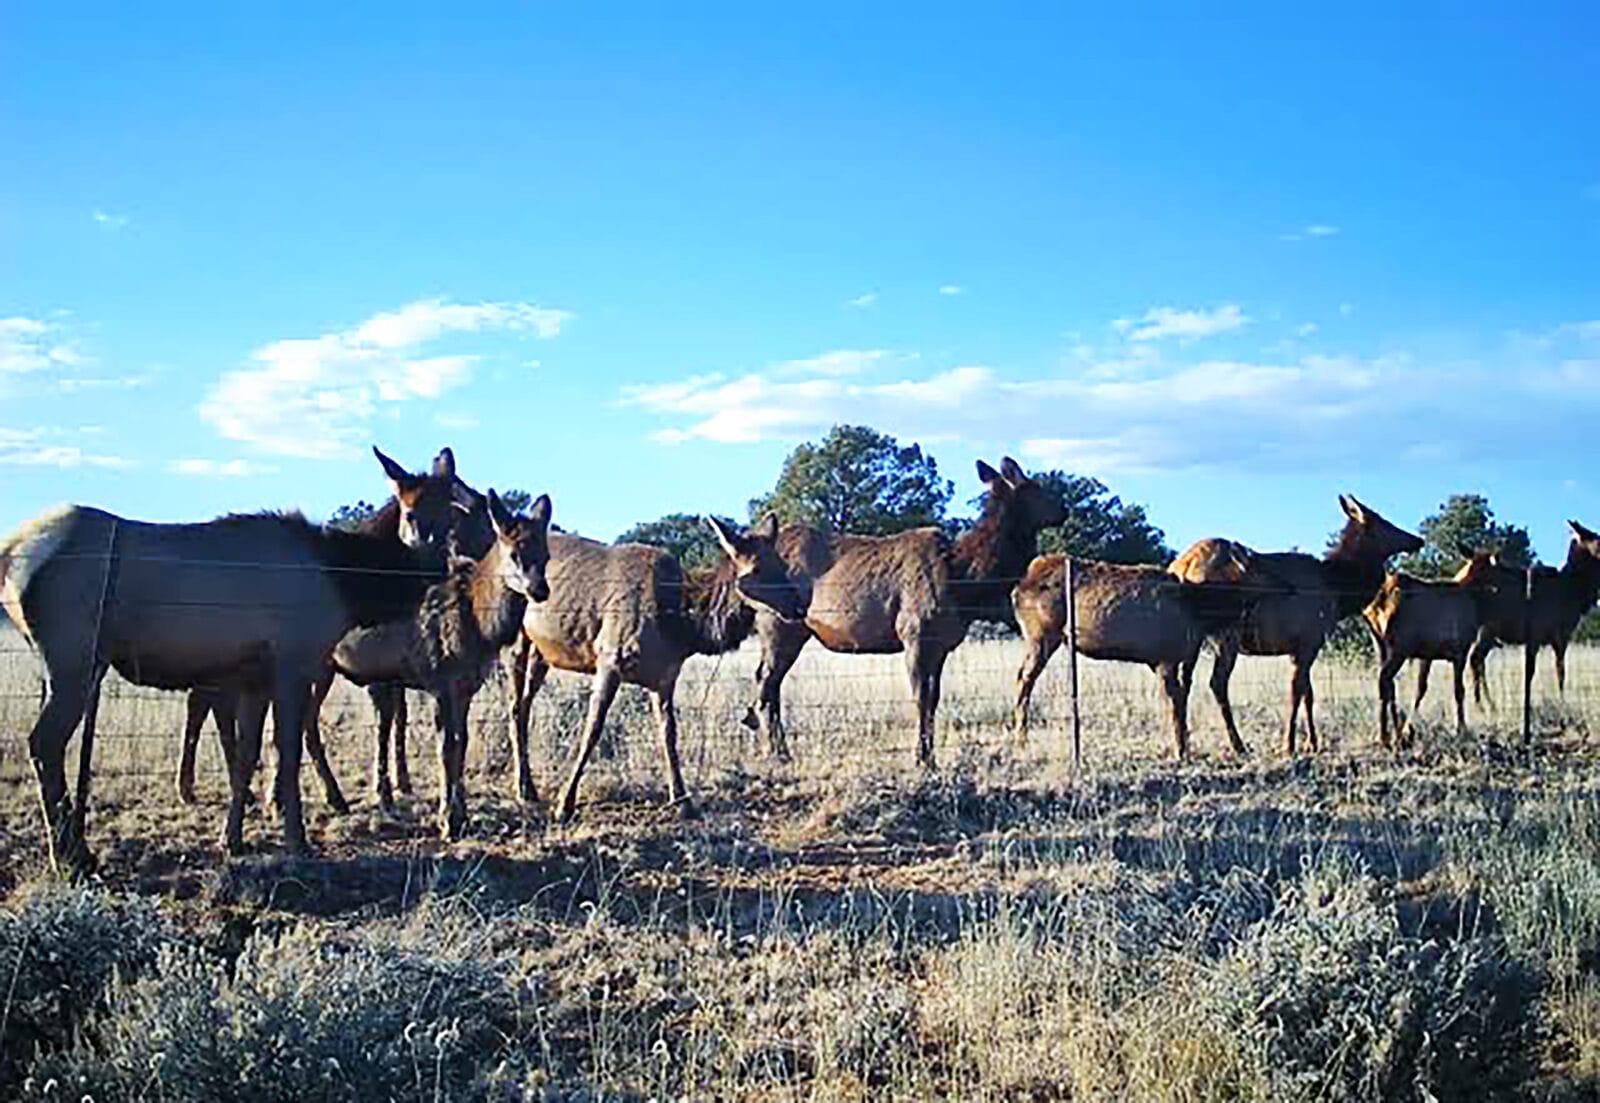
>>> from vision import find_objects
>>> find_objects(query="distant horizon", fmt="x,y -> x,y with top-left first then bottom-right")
4,4 -> 1596,562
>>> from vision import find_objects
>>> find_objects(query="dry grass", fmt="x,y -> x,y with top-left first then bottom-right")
3,622 -> 1600,1099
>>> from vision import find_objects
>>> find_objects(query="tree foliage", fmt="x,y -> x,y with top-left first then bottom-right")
615,512 -> 739,571
1396,493 -> 1534,579
749,425 -> 953,535
1033,472 -> 1171,564
328,500 -> 380,532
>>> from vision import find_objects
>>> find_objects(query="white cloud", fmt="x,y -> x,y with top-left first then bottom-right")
1121,304 -> 1248,342
169,458 -> 279,477
0,317 -> 86,374
1296,322 -> 1319,338
1280,224 -> 1340,242
939,284 -> 964,296
774,349 -> 904,377
1338,303 -> 1355,317
845,291 -> 878,309
0,427 -> 130,469
200,297 -> 572,458
623,322 -> 1592,479
91,209 -> 129,230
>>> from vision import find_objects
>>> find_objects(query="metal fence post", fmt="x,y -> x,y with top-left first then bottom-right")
1522,565 -> 1535,748
1066,556 -> 1082,772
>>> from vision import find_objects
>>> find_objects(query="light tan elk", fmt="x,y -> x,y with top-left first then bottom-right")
743,458 -> 1065,768
0,449 -> 461,872
1363,552 -> 1497,749
1169,495 -> 1423,755
1011,548 -> 1258,758
506,515 -> 807,823
1465,520 -> 1600,710
327,490 -> 551,839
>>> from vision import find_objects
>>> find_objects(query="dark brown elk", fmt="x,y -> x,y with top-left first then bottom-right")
1011,547 -> 1258,758
175,448 -> 489,812
1363,553 -> 1498,748
1169,495 -> 1423,755
743,458 -> 1065,768
1465,521 -> 1600,710
324,490 -> 552,839
0,450 -> 461,872
506,515 -> 807,823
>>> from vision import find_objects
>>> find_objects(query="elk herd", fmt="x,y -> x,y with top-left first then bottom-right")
3,445 -> 1597,875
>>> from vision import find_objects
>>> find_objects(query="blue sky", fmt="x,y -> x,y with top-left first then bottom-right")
3,2 -> 1597,559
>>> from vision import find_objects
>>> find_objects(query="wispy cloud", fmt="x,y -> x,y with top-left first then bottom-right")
200,298 -> 573,458
0,427 -> 131,469
433,411 -> 480,430
1339,303 -> 1355,317
845,291 -> 878,309
1296,322 -> 1319,338
0,317 -> 87,375
773,349 -> 906,377
1114,304 -> 1248,342
91,209 -> 130,230
169,458 -> 279,477
1279,223 -> 1340,242
939,284 -> 964,296
622,318 -> 1600,478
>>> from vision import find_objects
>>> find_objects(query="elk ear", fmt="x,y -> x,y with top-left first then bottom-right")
486,489 -> 512,537
707,515 -> 745,560
527,493 -> 553,528
450,478 -> 482,510
751,511 -> 779,544
976,460 -> 1002,485
1000,457 -> 1027,485
1569,519 -> 1599,542
374,446 -> 412,486
1339,493 -> 1368,524
432,447 -> 456,479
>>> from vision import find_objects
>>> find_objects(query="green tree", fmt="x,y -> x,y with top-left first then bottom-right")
329,499 -> 380,531
749,424 -> 953,535
1396,493 -> 1535,579
616,512 -> 739,571
1033,472 -> 1171,564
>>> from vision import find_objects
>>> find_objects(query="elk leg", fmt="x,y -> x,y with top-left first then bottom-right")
745,618 -> 806,762
1378,652 -> 1406,752
650,682 -> 692,815
1555,643 -> 1568,697
903,638 -> 941,770
211,691 -> 253,808
1469,632 -> 1497,711
1208,637 -> 1249,756
1523,645 -> 1539,747
302,671 -> 348,814
438,686 -> 472,841
556,664 -> 623,824
67,662 -> 107,866
28,652 -> 100,876
177,690 -> 213,805
1160,660 -> 1191,759
510,648 -> 548,804
1452,656 -> 1468,739
269,675 -> 312,856
371,685 -> 398,812
225,692 -> 269,855
1012,630 -> 1062,745
393,690 -> 413,795
1406,660 -> 1433,743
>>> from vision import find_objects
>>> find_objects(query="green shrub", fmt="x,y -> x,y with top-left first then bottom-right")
0,882 -> 170,1094
1210,854 -> 1542,1102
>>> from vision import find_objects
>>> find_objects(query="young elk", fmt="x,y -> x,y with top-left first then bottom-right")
1011,546 -> 1258,759
1466,520 -> 1600,710
506,514 -> 807,824
1363,552 -> 1497,749
1170,495 -> 1423,755
330,490 -> 552,839
743,458 -> 1065,768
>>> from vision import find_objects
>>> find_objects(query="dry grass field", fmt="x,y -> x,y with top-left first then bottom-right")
5,621 -> 1600,1100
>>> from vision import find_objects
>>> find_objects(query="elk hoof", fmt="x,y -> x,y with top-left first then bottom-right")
177,783 -> 198,807
740,707 -> 759,732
